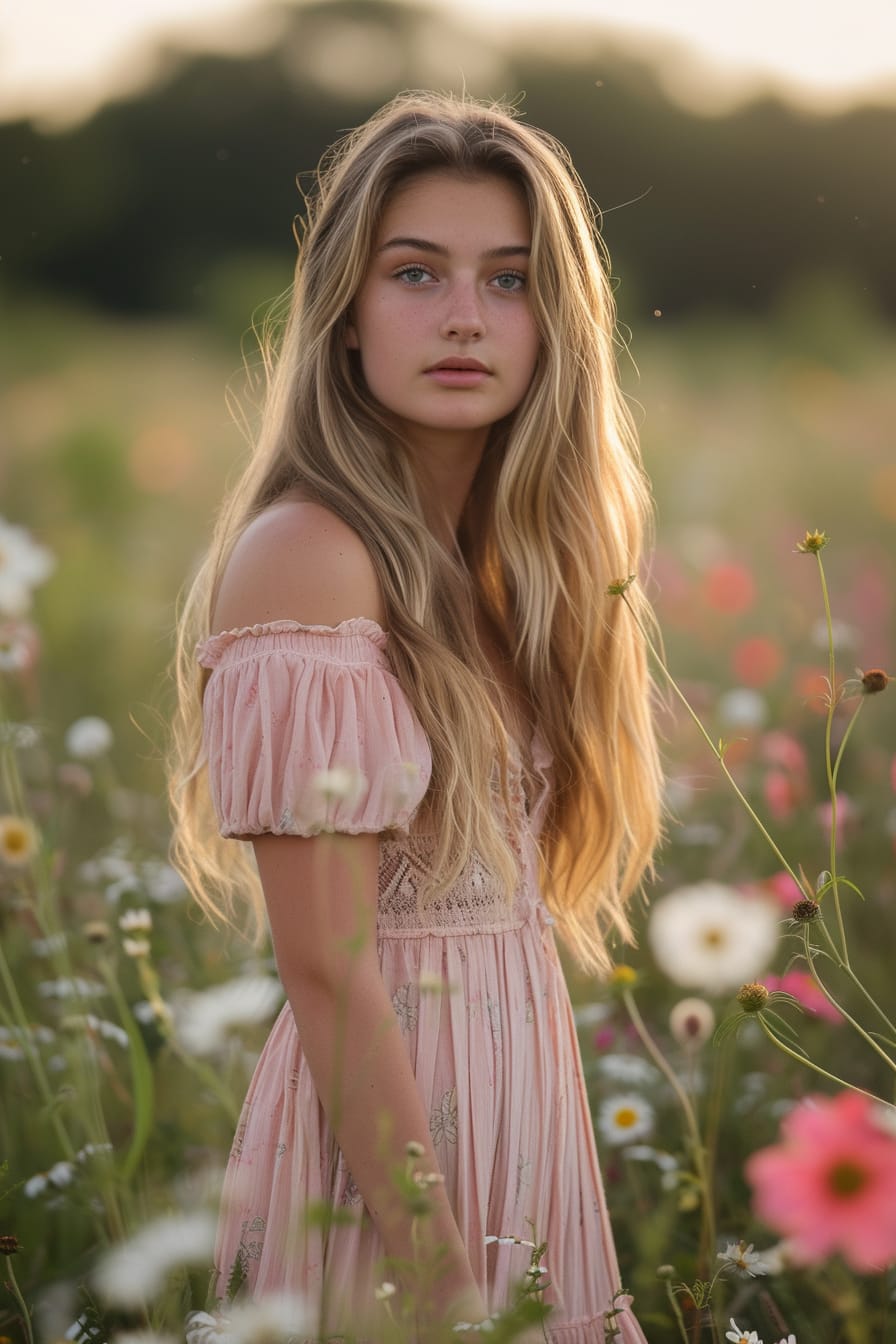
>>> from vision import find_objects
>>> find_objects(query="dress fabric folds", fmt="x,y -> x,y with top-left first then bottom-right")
197,618 -> 646,1342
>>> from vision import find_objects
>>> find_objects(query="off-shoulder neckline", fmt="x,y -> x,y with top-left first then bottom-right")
197,617 -> 388,654
195,617 -> 552,771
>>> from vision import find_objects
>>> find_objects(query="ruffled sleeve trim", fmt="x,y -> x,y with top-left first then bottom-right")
196,617 -> 389,668
197,619 -> 431,838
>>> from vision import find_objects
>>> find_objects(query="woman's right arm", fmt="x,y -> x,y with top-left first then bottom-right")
255,829 -> 489,1334
211,500 -> 489,1336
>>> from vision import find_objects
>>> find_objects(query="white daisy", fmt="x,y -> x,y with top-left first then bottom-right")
93,1211 -> 216,1306
726,1322 -> 762,1344
595,1053 -> 659,1086
648,882 -> 779,995
141,859 -> 187,903
225,1291 -> 314,1341
119,909 -> 152,933
65,716 -> 114,760
311,766 -> 366,806
24,1160 -> 75,1197
718,688 -> 768,729
173,975 -> 284,1055
0,518 -> 55,617
717,1240 -> 770,1276
113,1334 -> 177,1344
597,1094 -> 655,1146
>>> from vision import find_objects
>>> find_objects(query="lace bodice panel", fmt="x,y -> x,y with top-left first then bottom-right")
377,746 -> 552,936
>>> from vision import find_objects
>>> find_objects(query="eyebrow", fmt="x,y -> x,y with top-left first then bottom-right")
377,236 -> 531,260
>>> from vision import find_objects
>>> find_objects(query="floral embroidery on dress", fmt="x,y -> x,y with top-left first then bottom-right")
392,982 -> 419,1032
341,1171 -> 362,1206
275,1141 -> 287,1161
232,1106 -> 251,1158
278,805 -> 298,831
239,1215 -> 266,1262
487,995 -> 503,1049
429,1087 -> 458,1146
516,1153 -> 532,1204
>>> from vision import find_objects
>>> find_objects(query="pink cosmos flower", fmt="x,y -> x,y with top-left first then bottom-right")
763,871 -> 804,910
763,770 -> 800,822
703,562 -> 756,615
760,731 -> 808,776
746,1092 -> 896,1272
763,971 -> 843,1024
732,636 -> 783,688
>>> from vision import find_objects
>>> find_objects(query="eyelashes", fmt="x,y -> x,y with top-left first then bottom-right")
393,264 -> 527,292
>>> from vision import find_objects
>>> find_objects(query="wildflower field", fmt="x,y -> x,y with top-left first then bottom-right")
1,282 -> 895,1344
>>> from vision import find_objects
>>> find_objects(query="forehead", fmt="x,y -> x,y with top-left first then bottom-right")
377,170 -> 531,242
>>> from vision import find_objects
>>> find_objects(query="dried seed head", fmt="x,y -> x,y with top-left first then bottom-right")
83,920 -> 112,945
792,898 -> 820,922
737,982 -> 770,1012
861,668 -> 889,695
0,1234 -> 20,1255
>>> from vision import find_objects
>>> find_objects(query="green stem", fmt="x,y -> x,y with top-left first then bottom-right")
622,990 -> 715,1272
3,1254 -> 35,1344
816,552 -> 851,966
0,935 -> 76,1161
814,918 -> 896,1039
622,596 -> 807,897
801,930 -> 896,1078
757,1015 -> 888,1103
664,1282 -> 691,1344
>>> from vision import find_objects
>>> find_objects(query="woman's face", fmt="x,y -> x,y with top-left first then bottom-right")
346,170 -> 540,455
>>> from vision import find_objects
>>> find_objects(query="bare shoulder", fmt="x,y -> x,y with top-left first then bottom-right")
211,497 -> 386,632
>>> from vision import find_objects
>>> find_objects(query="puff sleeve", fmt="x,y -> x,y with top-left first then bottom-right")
196,619 -> 431,837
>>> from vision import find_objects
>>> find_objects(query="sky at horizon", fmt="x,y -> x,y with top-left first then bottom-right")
2,0 -> 896,127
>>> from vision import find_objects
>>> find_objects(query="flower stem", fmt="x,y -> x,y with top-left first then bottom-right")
664,1281 -> 691,1344
621,596 -> 807,896
0,935 -> 76,1161
801,930 -> 896,1079
3,1255 -> 35,1344
816,551 -> 852,967
813,918 -> 896,1040
757,1015 -> 888,1103
622,990 -> 715,1272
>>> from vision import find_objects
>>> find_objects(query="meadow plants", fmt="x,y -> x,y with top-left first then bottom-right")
1,516 -> 894,1343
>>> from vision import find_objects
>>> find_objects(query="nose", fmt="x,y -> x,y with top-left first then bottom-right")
440,279 -> 484,340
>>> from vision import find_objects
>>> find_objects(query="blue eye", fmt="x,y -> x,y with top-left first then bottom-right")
493,271 -> 526,292
395,265 -> 432,285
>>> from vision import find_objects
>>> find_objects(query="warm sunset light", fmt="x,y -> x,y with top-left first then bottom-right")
1,0 -> 895,126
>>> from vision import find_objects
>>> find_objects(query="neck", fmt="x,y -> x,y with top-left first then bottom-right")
406,426 -> 489,543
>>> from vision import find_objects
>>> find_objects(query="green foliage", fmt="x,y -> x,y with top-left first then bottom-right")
1,293 -> 895,1341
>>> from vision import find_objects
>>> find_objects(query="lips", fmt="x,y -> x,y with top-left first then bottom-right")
425,357 -> 491,373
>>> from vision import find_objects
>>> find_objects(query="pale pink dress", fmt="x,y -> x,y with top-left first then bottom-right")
197,618 -> 647,1342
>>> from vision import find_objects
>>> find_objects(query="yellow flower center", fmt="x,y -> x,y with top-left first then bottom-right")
614,1107 -> 638,1129
0,817 -> 37,866
701,926 -> 726,949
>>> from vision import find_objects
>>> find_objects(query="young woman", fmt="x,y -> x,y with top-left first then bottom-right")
171,91 -> 662,1342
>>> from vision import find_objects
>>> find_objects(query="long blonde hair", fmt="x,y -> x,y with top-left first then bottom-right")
169,90 -> 663,975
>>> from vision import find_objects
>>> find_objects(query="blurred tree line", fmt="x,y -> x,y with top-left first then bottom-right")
2,0 -> 894,326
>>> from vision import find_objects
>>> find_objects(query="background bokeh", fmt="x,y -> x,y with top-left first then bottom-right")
2,3 -> 895,1340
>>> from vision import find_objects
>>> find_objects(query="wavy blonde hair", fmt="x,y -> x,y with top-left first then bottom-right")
169,90 -> 663,975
